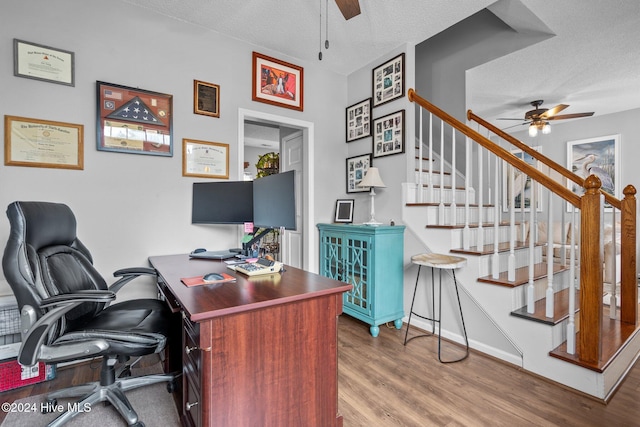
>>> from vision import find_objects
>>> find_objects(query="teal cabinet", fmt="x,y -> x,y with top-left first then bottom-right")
317,223 -> 405,337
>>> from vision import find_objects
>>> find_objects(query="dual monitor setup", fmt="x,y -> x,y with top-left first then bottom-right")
191,170 -> 296,258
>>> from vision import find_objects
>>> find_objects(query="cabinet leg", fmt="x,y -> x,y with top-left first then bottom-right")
394,318 -> 403,330
369,325 -> 380,337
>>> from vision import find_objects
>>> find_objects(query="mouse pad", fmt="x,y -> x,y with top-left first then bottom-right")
181,272 -> 236,287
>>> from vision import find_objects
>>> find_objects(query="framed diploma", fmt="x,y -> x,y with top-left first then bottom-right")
182,139 -> 229,179
14,39 -> 75,86
194,80 -> 220,117
97,81 -> 173,157
4,115 -> 83,170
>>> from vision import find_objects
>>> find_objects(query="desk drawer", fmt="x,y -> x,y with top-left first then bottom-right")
183,374 -> 201,427
183,322 -> 201,389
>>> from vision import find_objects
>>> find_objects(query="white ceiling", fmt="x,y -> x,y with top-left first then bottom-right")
121,0 -> 640,128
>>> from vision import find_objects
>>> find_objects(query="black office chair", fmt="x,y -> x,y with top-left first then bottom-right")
2,201 -> 176,427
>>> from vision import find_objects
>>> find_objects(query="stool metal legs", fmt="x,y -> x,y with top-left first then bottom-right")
404,266 -> 470,363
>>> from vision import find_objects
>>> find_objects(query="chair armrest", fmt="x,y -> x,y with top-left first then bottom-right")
109,267 -> 158,294
19,291 -> 115,366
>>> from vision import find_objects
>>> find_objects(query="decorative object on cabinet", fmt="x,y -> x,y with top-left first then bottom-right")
14,39 -> 74,86
252,51 -> 303,112
346,98 -> 371,142
346,153 -> 372,193
334,199 -> 354,223
4,115 -> 83,170
373,109 -> 405,158
182,139 -> 229,179
255,151 -> 280,178
318,223 -> 405,337
566,134 -> 620,211
372,52 -> 404,107
96,81 -> 173,157
358,167 -> 386,226
193,80 -> 220,117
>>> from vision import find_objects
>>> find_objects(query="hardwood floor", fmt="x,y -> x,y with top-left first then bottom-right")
1,316 -> 639,426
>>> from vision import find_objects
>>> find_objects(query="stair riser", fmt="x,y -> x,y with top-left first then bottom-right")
424,205 -> 497,226
476,248 -> 544,276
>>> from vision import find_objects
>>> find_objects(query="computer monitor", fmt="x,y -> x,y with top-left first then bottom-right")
191,181 -> 254,224
253,170 -> 296,230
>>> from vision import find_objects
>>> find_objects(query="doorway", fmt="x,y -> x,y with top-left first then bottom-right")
237,108 -> 315,272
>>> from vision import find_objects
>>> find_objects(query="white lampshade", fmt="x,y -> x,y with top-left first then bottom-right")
358,167 -> 386,188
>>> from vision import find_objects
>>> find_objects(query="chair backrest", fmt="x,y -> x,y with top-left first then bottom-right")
2,201 -> 108,335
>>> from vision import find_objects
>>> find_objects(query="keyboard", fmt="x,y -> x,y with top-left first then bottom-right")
234,258 -> 283,276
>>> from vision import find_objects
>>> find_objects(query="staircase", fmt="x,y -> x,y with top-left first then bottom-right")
402,89 -> 640,400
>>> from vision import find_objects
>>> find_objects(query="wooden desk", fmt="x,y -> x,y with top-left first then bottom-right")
148,254 -> 351,427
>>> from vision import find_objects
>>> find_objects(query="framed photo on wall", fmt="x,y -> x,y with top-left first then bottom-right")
373,110 -> 405,158
252,52 -> 303,111
14,39 -> 75,86
346,98 -> 371,142
194,80 -> 220,118
566,134 -> 620,210
346,153 -> 372,193
372,53 -> 404,107
96,81 -> 173,157
502,146 -> 542,212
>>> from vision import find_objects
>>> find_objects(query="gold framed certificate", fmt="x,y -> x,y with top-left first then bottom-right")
182,139 -> 229,179
4,115 -> 84,170
14,39 -> 75,86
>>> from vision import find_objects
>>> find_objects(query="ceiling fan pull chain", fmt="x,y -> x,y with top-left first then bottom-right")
318,0 -> 323,60
325,0 -> 330,49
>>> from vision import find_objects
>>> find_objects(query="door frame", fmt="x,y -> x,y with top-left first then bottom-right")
237,108 -> 315,272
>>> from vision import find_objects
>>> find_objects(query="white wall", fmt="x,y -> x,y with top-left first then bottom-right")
0,0 -> 347,298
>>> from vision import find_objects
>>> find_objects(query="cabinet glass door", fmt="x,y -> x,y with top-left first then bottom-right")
344,236 -> 371,316
320,234 -> 343,281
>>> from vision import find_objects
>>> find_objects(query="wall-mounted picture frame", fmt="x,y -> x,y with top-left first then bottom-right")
502,146 -> 542,212
372,52 -> 404,107
252,52 -> 303,112
373,110 -> 405,158
182,139 -> 229,179
566,134 -> 620,211
346,98 -> 371,142
334,199 -> 355,223
13,39 -> 75,86
96,81 -> 173,157
346,153 -> 372,193
194,80 -> 220,118
4,115 -> 83,170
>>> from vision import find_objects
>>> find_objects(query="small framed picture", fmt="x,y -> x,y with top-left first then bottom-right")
346,98 -> 371,142
252,52 -> 303,111
373,110 -> 405,158
334,199 -> 354,223
372,53 -> 404,107
194,80 -> 220,117
346,153 -> 372,193
14,39 -> 75,86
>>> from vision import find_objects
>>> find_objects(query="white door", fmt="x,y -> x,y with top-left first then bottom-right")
281,131 -> 303,268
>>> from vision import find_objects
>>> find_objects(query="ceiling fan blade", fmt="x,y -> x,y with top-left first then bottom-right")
335,0 -> 361,20
540,104 -> 569,119
497,117 -> 527,121
501,122 -> 529,130
547,112 -> 595,120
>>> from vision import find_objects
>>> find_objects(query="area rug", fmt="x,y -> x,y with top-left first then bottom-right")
1,366 -> 180,427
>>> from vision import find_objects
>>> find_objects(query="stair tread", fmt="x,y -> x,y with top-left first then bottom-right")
406,202 -> 496,208
510,288 -> 580,325
477,262 -> 570,288
414,168 -> 451,175
451,241 -> 544,255
426,221 -> 518,230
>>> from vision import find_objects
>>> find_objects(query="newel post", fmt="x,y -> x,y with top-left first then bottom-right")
580,175 -> 604,364
620,185 -> 637,325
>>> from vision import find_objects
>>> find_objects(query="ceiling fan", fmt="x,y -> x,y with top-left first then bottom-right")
335,0 -> 361,20
498,100 -> 594,136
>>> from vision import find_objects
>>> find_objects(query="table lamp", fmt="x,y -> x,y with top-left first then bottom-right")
358,167 -> 386,226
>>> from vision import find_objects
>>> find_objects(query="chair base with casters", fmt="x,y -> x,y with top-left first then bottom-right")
44,356 -> 176,427
404,253 -> 470,363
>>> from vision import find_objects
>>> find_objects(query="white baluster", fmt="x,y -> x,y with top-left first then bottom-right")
428,113 -> 434,203
450,130 -> 457,225
546,191 -> 554,318
567,206 -> 577,354
463,137 -> 470,249
508,163 -> 516,282
492,154 -> 500,279
477,140 -> 484,249
439,121 -> 445,225
527,179 -> 536,314
418,106 -> 423,203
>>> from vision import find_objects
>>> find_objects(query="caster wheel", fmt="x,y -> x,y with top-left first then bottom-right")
131,421 -> 145,427
119,366 -> 132,378
167,378 -> 179,393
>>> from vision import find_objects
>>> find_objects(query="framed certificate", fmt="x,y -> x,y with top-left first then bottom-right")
4,115 -> 83,170
182,139 -> 229,179
194,80 -> 220,118
14,39 -> 75,86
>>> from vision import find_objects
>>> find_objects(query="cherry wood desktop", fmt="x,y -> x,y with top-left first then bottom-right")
148,254 -> 352,427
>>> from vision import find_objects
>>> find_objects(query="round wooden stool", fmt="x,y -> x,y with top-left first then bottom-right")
404,253 -> 469,363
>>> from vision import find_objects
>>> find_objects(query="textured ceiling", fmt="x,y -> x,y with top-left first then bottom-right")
120,0 -> 640,127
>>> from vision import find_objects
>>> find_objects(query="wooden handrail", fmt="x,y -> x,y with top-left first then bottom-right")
408,89 -> 581,207
467,109 -> 622,210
